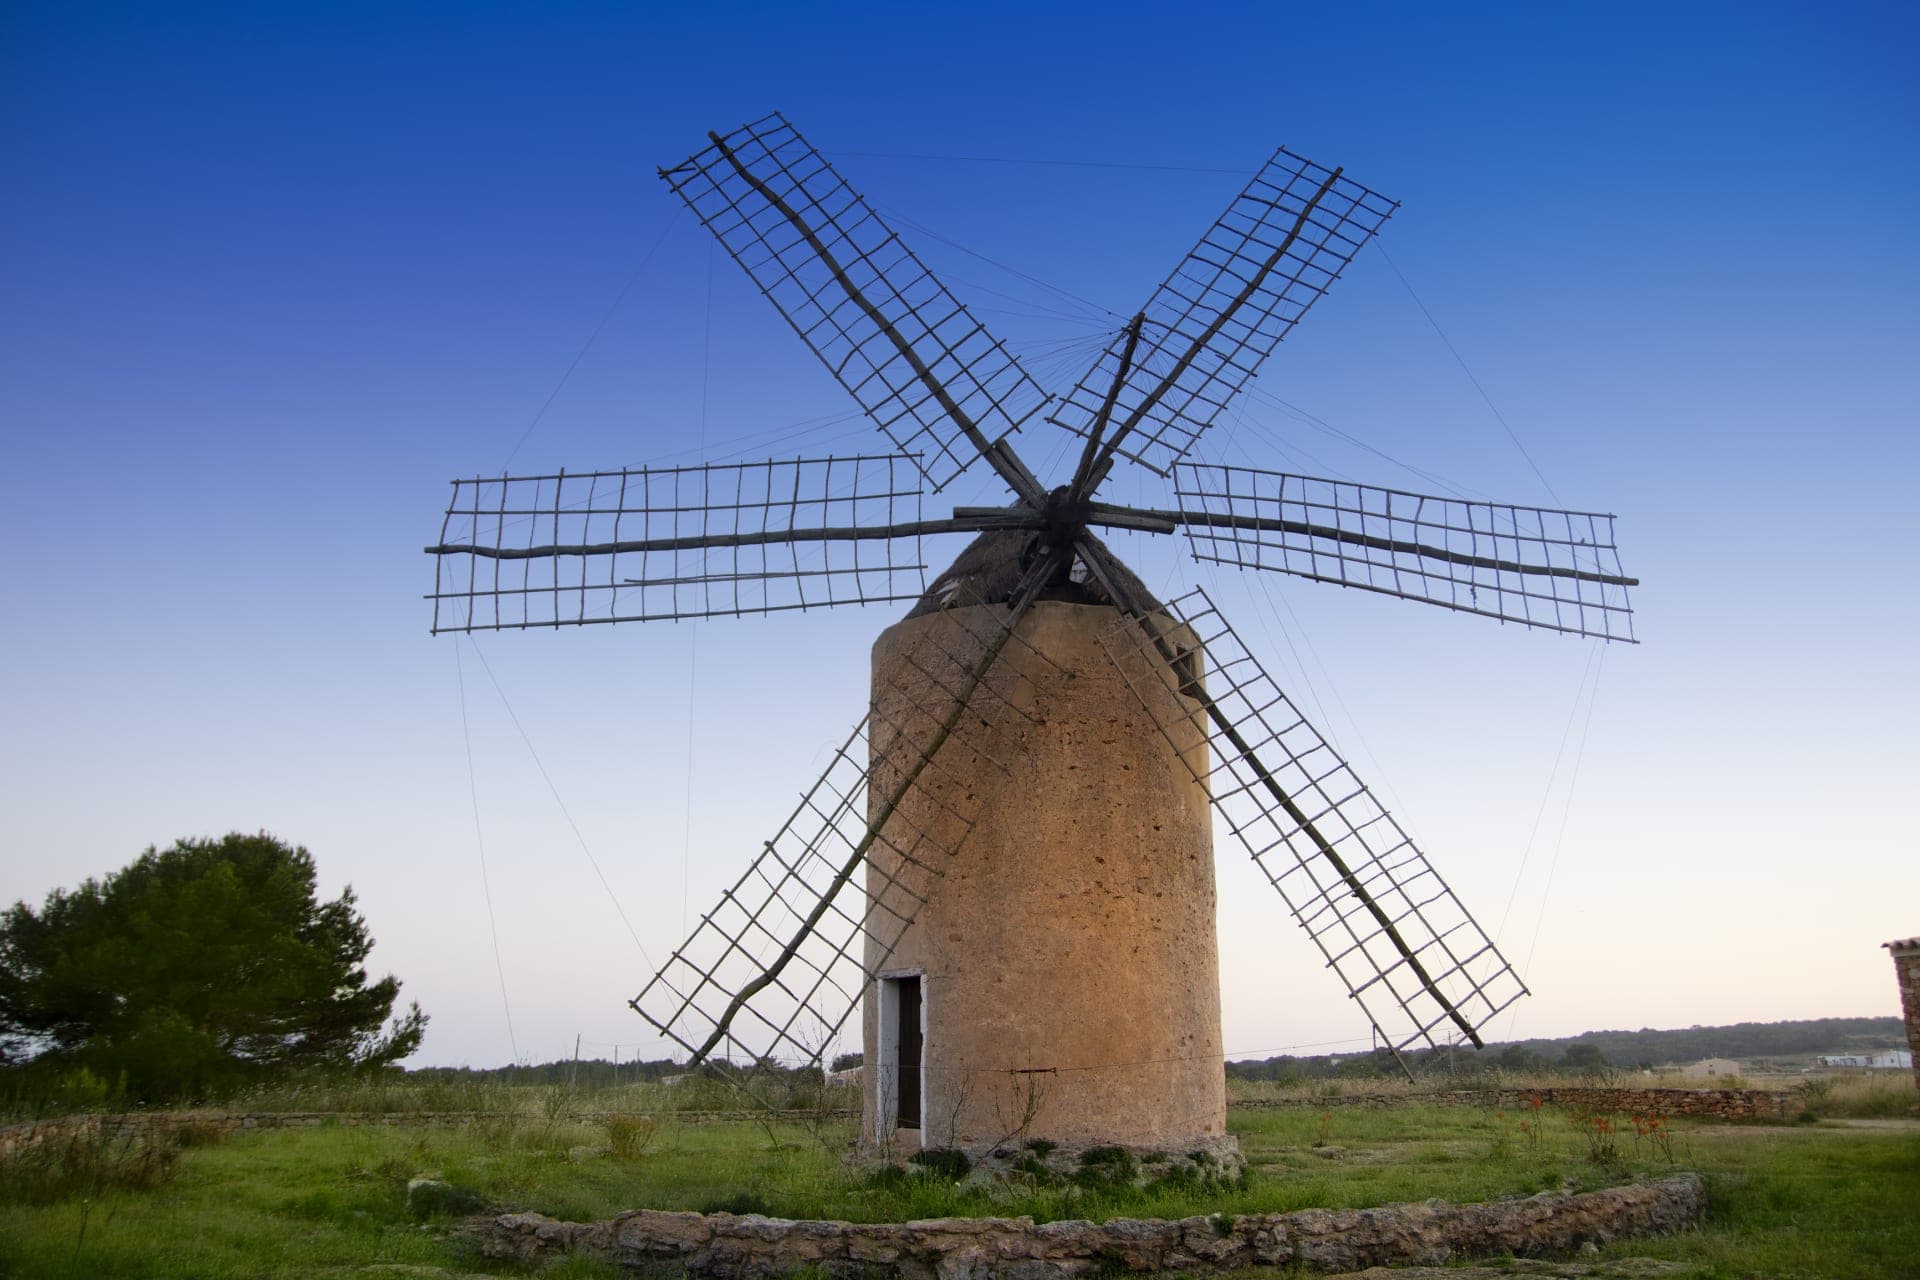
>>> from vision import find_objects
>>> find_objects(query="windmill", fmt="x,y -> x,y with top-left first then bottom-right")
426,114 -> 1637,1158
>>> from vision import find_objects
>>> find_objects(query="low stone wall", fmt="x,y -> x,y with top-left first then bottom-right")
0,1107 -> 857,1159
1453,1087 -> 1801,1122
472,1174 -> 1705,1278
1237,1086 -> 1804,1122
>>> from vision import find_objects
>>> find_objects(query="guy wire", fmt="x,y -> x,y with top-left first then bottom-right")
1375,244 -> 1561,506
682,237 -> 715,942
456,639 -> 521,1064
503,208 -> 684,469
1507,642 -> 1608,1039
467,639 -> 655,968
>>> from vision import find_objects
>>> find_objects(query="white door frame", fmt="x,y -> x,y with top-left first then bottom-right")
876,968 -> 926,1146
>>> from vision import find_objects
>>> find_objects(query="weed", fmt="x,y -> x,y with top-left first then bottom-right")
908,1147 -> 972,1180
865,1164 -> 911,1190
407,1177 -> 485,1220
1794,1077 -> 1833,1111
1023,1137 -> 1057,1157
1487,1110 -> 1515,1162
1011,1155 -> 1057,1182
1575,1111 -> 1620,1167
1074,1145 -> 1135,1187
1629,1113 -> 1676,1165
1817,1073 -> 1918,1118
0,1124 -> 180,1206
603,1112 -> 656,1160
1148,1162 -> 1198,1191
701,1191 -> 773,1215
169,1117 -> 227,1149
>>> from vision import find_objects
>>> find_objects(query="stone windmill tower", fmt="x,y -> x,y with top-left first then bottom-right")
425,115 -> 1639,1162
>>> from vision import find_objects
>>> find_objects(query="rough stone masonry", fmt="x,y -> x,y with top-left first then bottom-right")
1886,935 -> 1920,1097
472,1174 -> 1706,1279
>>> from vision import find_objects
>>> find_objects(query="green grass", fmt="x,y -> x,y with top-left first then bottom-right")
1,1096 -> 1914,1278
1589,1122 -> 1920,1279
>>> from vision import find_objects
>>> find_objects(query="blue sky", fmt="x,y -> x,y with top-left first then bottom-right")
3,2 -> 1915,1068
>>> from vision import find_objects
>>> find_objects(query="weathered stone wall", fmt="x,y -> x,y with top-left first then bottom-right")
865,601 -> 1225,1154
1236,1086 -> 1804,1122
1887,938 -> 1920,1098
472,1174 -> 1705,1278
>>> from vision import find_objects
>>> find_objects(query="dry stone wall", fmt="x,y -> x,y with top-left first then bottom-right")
472,1175 -> 1705,1279
1237,1087 -> 1804,1122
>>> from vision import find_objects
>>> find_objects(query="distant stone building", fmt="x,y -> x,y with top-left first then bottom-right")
1682,1057 -> 1743,1080
1885,936 -> 1920,1097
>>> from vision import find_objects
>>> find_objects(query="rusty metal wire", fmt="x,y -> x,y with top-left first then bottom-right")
1099,588 -> 1528,1061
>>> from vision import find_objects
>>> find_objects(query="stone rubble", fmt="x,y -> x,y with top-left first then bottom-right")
471,1173 -> 1705,1279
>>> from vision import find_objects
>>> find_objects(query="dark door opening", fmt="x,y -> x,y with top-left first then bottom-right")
890,975 -> 922,1131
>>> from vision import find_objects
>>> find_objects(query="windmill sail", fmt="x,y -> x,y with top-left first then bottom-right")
1172,464 -> 1637,642
660,114 -> 1049,494
1098,588 -> 1527,1062
1050,149 -> 1396,477
426,454 -> 937,632
631,599 -> 1049,1065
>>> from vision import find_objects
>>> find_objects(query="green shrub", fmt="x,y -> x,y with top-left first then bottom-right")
170,1117 -> 228,1149
908,1147 -> 972,1179
406,1176 -> 485,1219
701,1191 -> 773,1215
603,1112 -> 656,1159
1073,1144 -> 1135,1187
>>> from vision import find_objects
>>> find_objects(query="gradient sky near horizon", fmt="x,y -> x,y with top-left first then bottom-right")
3,2 -> 1916,1069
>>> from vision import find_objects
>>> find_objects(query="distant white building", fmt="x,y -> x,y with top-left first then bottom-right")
1815,1050 -> 1913,1070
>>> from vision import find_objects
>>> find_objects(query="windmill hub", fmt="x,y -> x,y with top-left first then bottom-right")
1038,486 -> 1092,542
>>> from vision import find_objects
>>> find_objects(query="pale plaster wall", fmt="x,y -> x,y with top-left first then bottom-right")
861,600 -> 1225,1153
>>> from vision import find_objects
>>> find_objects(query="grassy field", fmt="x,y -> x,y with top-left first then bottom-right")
1,1081 -> 1914,1278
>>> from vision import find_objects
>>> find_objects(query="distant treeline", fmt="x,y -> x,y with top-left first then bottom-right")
1225,1016 -> 1905,1082
396,1017 -> 1904,1087
407,1059 -> 702,1087
403,1054 -> 851,1088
